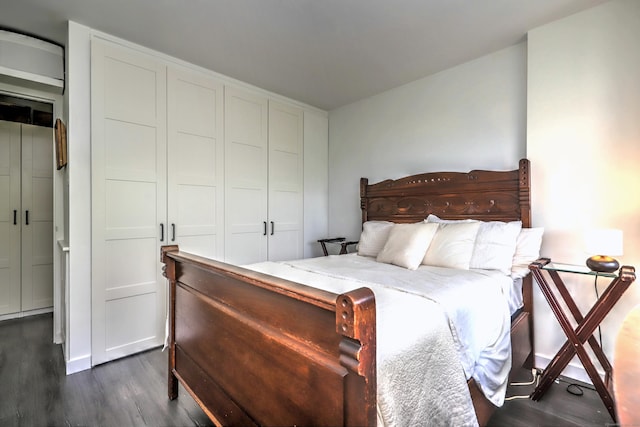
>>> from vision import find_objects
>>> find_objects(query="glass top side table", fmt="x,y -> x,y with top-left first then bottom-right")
528,257 -> 636,422
541,261 -> 618,278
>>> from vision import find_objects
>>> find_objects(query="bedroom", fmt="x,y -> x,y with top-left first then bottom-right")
0,0 -> 638,425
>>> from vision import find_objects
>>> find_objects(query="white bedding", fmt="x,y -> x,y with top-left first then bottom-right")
245,254 -> 513,427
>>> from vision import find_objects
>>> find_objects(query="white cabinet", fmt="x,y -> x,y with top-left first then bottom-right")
91,40 -> 224,365
224,87 -> 303,264
90,38 -> 319,364
0,120 -> 53,316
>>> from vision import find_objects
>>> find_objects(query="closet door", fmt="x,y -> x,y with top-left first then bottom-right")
267,101 -> 303,262
0,121 -> 21,315
167,67 -> 224,259
20,124 -> 53,311
91,40 -> 167,365
224,87 -> 268,265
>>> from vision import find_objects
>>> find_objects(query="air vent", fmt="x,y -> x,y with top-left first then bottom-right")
0,30 -> 64,93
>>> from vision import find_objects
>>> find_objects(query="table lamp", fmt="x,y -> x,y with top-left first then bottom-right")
585,229 -> 623,273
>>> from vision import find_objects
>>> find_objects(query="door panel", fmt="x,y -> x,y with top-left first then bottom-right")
104,120 -> 158,182
0,121 -> 21,315
268,101 -> 303,262
167,68 -> 224,260
105,292 -> 157,355
91,39 -> 167,365
21,124 -> 53,311
104,180 -> 158,240
224,87 -> 268,265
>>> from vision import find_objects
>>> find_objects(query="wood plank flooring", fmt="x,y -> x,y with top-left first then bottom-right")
488,366 -> 615,426
0,314 -> 212,426
0,313 -> 617,426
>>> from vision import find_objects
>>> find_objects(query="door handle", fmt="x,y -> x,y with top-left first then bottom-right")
171,223 -> 176,242
14,210 -> 17,225
160,223 -> 164,242
25,210 -> 29,225
270,221 -> 274,236
263,221 -> 267,236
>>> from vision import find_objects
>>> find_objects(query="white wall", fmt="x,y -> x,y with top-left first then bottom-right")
328,0 -> 640,383
527,0 -> 640,382
65,21 -> 92,374
328,43 -> 527,239
303,111 -> 329,258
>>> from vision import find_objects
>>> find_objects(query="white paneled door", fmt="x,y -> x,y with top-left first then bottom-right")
267,101 -> 303,262
91,40 -> 167,365
0,121 -> 22,315
21,124 -> 54,311
224,86 -> 269,265
0,120 -> 53,316
167,67 -> 224,260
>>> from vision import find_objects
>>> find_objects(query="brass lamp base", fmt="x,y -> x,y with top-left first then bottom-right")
586,255 -> 620,273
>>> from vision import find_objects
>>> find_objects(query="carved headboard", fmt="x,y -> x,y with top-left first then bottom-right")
360,158 -> 530,227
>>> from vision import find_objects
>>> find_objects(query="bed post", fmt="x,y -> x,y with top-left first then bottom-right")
360,177 -> 369,225
518,158 -> 531,228
518,158 -> 535,369
161,245 -> 180,400
336,287 -> 376,426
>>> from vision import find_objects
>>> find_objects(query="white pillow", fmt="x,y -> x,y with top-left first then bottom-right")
470,221 -> 522,273
425,214 -> 522,274
357,221 -> 394,257
425,214 -> 474,224
376,222 -> 439,270
512,227 -> 544,267
422,222 -> 481,269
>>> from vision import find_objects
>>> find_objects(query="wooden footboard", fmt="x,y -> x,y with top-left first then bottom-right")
161,245 -> 376,426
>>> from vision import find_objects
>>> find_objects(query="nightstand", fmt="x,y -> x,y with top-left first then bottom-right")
317,237 -> 358,256
528,258 -> 636,422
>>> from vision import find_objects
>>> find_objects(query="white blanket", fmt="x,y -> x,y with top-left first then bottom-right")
245,254 -> 513,427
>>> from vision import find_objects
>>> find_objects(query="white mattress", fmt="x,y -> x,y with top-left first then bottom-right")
245,254 -> 514,426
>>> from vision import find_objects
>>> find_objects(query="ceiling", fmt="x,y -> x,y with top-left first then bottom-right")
0,0 -> 608,110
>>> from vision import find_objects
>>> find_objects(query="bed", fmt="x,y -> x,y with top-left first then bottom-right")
161,158 -> 536,426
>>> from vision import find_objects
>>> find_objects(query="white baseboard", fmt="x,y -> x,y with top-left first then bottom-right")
0,307 -> 53,322
535,354 -> 604,385
65,354 -> 91,375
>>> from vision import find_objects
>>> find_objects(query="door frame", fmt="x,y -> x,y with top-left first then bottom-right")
0,82 -> 64,343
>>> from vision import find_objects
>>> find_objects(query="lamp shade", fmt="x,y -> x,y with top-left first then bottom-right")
585,229 -> 623,256
585,229 -> 623,273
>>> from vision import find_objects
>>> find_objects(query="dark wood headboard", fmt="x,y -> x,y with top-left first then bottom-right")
360,158 -> 530,227
360,158 -> 535,407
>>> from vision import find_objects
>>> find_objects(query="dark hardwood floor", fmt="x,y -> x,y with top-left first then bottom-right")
488,366 -> 615,427
0,313 -> 617,426
0,313 -> 212,426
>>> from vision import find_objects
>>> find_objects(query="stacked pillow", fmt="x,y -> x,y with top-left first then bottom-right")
357,221 -> 395,257
510,227 -> 545,277
376,222 -> 439,270
425,214 -> 522,275
357,215 -> 543,274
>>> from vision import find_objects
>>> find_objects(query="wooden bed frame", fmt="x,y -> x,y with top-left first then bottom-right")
161,158 -> 534,426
